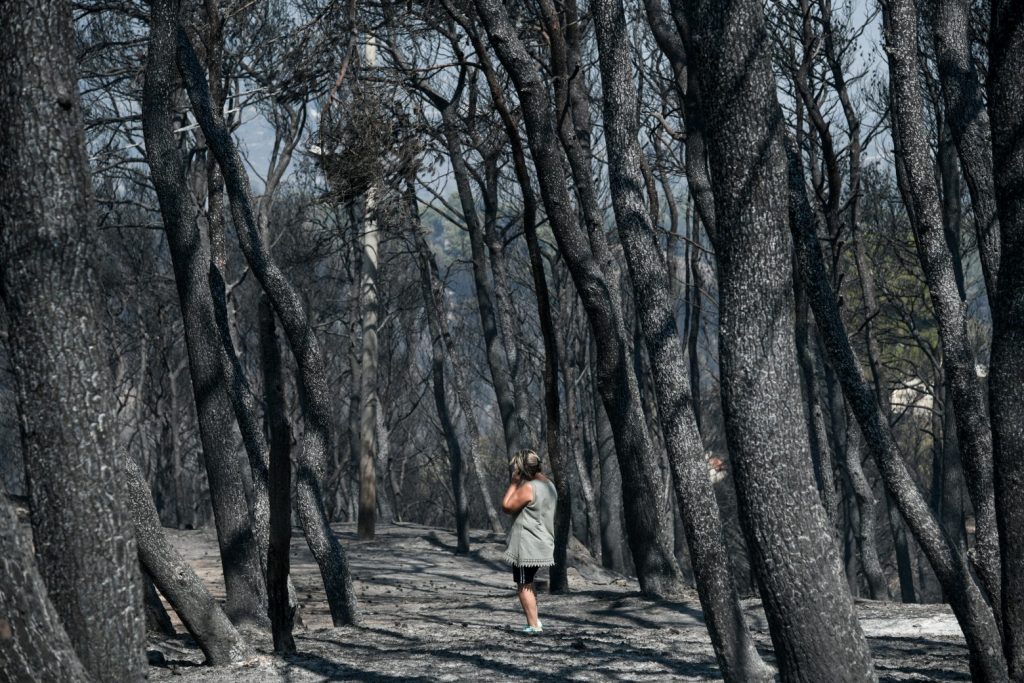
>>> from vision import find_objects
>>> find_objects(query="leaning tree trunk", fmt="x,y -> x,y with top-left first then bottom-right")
674,0 -> 877,678
142,0 -> 268,627
590,0 -> 769,677
471,0 -> 683,597
200,0 -> 272,578
176,27 -> 358,625
0,1 -> 145,679
0,494 -> 90,682
786,132 -> 1008,679
842,406 -> 890,601
124,458 -> 253,665
988,1 -> 1024,677
882,0 -> 1001,621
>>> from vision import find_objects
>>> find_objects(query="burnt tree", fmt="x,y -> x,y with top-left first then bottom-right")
0,0 -> 145,677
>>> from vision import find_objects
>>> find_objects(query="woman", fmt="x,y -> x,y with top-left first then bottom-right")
501,449 -> 557,634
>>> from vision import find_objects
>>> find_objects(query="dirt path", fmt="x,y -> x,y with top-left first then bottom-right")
147,523 -> 970,681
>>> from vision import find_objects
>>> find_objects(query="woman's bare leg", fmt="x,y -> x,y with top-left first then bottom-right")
516,583 -> 540,627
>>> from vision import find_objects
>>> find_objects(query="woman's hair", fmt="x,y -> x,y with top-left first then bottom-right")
510,449 -> 542,480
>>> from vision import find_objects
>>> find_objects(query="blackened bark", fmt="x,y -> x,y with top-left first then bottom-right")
464,31 -> 572,585
0,495 -> 90,681
480,151 -> 533,446
936,383 -> 967,550
200,0 -> 272,577
0,1 -> 145,678
882,0 -> 1001,622
260,298 -> 295,653
787,138 -> 1008,679
125,458 -> 253,665
177,30 -> 358,626
142,570 -> 176,637
843,408 -> 889,601
688,243 -> 707,437
591,0 -> 769,676
212,271 -> 272,581
988,1 -> 1024,676
931,0 -> 1000,297
794,259 -> 839,526
471,0 -> 683,597
594,385 -> 629,575
675,0 -> 876,678
142,0 -> 268,627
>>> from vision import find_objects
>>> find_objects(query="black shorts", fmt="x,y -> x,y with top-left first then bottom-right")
512,565 -> 539,585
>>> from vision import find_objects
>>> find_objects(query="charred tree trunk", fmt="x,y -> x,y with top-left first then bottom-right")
594,382 -> 629,575
480,151 -> 533,446
465,30 -> 571,587
843,407 -> 890,601
142,571 -> 176,637
787,131 -> 1008,679
0,2 -> 146,679
0,494 -> 90,681
142,0 -> 268,627
931,0 -> 1000,297
125,458 -> 253,665
675,0 -> 876,678
260,297 -> 295,653
882,0 -> 1001,622
472,0 -> 683,597
988,1 -> 1024,676
177,28 -> 358,625
440,106 -> 522,455
794,259 -> 839,526
591,0 -> 769,676
201,0 -> 272,583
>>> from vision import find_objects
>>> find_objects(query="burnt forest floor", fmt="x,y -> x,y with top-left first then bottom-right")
146,523 -> 971,681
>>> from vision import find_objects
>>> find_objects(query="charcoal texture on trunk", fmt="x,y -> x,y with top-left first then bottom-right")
125,458 -> 253,665
471,0 -> 682,598
786,135 -> 1008,680
460,28 -> 572,590
882,0 -> 1001,622
931,0 -> 1000,297
676,0 -> 877,678
142,0 -> 269,628
260,297 -> 296,653
988,1 -> 1024,677
0,1 -> 145,678
0,494 -> 90,682
177,29 -> 358,625
842,407 -> 889,601
591,0 -> 768,676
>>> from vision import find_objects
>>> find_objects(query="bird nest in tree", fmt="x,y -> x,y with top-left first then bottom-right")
314,86 -> 420,206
